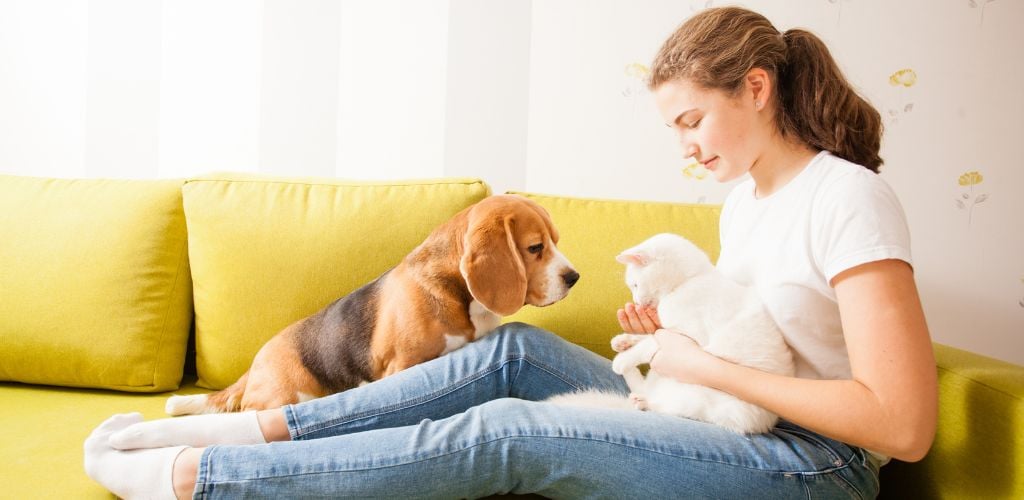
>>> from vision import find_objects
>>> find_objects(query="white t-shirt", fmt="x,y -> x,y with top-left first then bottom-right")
716,151 -> 912,381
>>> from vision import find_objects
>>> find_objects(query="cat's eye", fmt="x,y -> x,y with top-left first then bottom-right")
528,243 -> 544,254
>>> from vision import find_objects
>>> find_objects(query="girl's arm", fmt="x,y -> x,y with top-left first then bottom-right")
651,258 -> 938,461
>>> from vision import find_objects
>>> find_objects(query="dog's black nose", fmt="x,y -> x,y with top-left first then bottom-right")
563,270 -> 580,288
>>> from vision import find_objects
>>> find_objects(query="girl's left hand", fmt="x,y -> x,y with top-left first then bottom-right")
649,329 -> 721,386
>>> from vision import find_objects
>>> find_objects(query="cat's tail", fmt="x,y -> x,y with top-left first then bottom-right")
543,390 -> 634,411
706,396 -> 779,434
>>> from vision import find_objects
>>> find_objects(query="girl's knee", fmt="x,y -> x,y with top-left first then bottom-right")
488,322 -> 565,354
477,396 -> 535,417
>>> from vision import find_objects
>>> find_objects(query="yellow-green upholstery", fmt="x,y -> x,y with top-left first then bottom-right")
0,380 -> 209,499
0,175 -> 192,392
0,174 -> 1020,499
182,174 -> 489,389
878,344 -> 1024,499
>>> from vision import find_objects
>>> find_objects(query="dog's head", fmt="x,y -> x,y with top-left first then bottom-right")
459,194 -> 578,316
615,233 -> 713,308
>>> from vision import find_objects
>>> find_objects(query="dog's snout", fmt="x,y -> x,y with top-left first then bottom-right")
562,270 -> 580,289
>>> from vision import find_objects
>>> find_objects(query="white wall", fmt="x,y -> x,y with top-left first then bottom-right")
0,0 -> 1021,364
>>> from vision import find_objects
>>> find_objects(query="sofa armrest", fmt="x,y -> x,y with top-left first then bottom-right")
879,343 -> 1024,498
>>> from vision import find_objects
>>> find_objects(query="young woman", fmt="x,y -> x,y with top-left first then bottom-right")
85,7 -> 936,499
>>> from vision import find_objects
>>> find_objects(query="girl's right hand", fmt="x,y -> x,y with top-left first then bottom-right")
616,303 -> 661,334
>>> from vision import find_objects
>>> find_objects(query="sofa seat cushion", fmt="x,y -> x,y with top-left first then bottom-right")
182,174 -> 490,389
503,192 -> 721,359
0,175 -> 193,392
0,380 -> 210,499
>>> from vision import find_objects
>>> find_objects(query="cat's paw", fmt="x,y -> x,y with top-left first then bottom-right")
611,354 -> 633,375
629,393 -> 649,411
611,333 -> 640,353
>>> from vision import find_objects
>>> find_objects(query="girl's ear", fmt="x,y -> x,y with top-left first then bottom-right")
615,252 -> 649,266
746,67 -> 772,109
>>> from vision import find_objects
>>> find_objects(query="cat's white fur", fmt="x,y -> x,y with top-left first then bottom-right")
546,233 -> 794,434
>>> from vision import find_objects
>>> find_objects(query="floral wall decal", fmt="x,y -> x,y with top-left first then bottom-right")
621,62 -> 650,98
955,170 -> 989,227
681,160 -> 710,181
889,68 -> 918,87
969,0 -> 997,26
622,62 -> 650,119
681,160 -> 710,204
827,0 -> 849,24
887,68 -> 917,124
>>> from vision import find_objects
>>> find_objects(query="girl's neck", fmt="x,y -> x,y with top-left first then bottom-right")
750,139 -> 819,199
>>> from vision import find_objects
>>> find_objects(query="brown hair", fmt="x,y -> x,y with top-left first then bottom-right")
648,7 -> 883,172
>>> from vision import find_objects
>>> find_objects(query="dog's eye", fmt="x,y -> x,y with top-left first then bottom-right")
528,243 -> 544,254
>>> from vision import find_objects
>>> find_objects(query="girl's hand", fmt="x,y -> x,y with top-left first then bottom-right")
616,303 -> 661,334
649,329 -> 722,386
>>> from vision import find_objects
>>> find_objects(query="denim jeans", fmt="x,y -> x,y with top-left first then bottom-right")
192,323 -> 880,499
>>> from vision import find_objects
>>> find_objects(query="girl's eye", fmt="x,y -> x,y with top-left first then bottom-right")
528,244 -> 544,254
687,118 -> 702,129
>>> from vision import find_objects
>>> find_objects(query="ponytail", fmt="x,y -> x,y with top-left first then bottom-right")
778,29 -> 883,172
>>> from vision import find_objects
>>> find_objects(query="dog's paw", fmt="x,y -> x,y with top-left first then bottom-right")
611,333 -> 639,353
629,393 -> 649,411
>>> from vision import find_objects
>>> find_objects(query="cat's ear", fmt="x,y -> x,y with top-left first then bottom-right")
616,251 -> 648,266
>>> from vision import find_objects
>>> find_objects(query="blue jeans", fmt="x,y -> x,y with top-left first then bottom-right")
192,323 -> 880,499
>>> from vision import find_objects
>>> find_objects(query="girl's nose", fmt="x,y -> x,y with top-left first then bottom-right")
682,142 -> 698,160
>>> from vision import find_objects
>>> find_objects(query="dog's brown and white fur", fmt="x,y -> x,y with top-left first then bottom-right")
167,195 -> 578,415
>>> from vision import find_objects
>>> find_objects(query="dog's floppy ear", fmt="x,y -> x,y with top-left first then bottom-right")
460,213 -> 527,316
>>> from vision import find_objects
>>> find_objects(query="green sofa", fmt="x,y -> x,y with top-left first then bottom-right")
1,173 -> 1021,499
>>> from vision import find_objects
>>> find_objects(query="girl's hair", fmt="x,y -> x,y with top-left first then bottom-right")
648,7 -> 883,172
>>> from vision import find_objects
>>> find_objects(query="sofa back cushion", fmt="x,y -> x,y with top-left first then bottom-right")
503,192 -> 722,359
182,174 -> 489,389
0,175 -> 192,392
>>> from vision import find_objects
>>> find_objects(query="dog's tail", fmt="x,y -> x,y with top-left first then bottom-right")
166,372 -> 249,416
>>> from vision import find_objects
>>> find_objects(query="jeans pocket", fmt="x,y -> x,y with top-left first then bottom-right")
776,421 -> 855,468
776,422 -> 877,499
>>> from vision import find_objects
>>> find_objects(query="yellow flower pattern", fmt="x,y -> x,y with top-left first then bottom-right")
886,69 -> 917,124
889,69 -> 918,87
955,170 -> 989,226
681,161 -> 709,181
622,63 -> 650,99
624,63 -> 650,80
958,171 -> 984,186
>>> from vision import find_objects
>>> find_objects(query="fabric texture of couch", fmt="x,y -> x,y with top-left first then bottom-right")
0,173 -> 1020,499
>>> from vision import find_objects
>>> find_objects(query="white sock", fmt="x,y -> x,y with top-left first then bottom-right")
84,413 -> 185,500
109,410 -> 267,450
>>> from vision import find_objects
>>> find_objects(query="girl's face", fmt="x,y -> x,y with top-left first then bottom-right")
653,78 -> 766,183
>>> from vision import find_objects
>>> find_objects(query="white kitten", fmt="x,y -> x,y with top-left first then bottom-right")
546,233 -> 794,434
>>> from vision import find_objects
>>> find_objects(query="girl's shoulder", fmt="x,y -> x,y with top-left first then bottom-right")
810,153 -> 901,209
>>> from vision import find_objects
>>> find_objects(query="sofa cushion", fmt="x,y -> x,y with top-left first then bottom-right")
182,174 -> 490,389
0,175 -> 192,392
0,380 -> 210,499
503,192 -> 721,358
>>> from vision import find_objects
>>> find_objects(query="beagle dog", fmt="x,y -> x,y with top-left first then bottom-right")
167,194 -> 579,415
